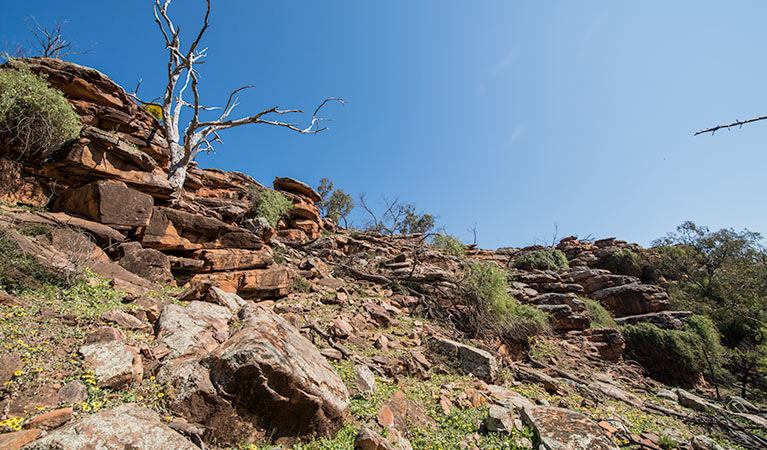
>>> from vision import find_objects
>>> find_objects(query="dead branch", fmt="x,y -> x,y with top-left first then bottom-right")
300,323 -> 351,359
695,115 -> 767,135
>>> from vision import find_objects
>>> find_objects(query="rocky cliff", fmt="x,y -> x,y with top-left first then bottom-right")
0,58 -> 763,450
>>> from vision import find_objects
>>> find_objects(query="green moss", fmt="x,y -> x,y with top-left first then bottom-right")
513,249 -> 568,271
0,60 -> 81,157
582,298 -> 618,329
431,234 -> 466,257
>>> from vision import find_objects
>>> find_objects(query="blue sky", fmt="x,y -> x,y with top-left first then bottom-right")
3,2 -> 767,249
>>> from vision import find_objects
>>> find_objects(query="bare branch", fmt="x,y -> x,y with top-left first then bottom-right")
695,115 -> 767,136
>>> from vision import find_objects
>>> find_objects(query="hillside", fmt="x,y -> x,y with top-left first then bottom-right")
0,58 -> 765,450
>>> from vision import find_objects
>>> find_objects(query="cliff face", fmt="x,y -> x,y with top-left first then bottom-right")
0,59 -> 762,450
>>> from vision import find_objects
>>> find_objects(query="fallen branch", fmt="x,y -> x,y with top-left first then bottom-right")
301,323 -> 352,359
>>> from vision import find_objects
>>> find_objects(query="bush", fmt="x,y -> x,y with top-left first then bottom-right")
621,315 -> 725,386
0,60 -> 80,157
464,262 -> 548,342
513,249 -> 568,271
431,233 -> 466,257
598,248 -> 642,277
247,186 -> 293,227
582,298 -> 618,329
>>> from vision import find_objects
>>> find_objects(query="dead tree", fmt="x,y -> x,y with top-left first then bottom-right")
26,17 -> 90,59
153,0 -> 344,197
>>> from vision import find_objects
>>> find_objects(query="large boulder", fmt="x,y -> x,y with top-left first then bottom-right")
191,248 -> 273,271
203,305 -> 349,441
141,207 -> 261,251
78,340 -> 143,390
21,403 -> 199,450
591,283 -> 669,317
156,301 -> 231,359
520,406 -> 619,450
273,177 -> 322,203
187,266 -> 291,299
118,248 -> 173,284
52,180 -> 154,230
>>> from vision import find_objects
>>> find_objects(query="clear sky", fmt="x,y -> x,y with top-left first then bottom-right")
2,2 -> 766,249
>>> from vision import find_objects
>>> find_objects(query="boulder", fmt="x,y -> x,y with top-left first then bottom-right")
356,364 -> 377,394
141,207 -> 262,251
191,248 -> 273,271
52,180 -> 153,230
25,407 -> 73,430
79,340 -> 143,389
118,248 -> 173,284
156,301 -> 232,359
433,337 -> 498,381
156,358 -> 241,443
487,385 -> 536,411
591,283 -> 669,317
273,177 -> 322,203
21,403 -> 199,450
520,406 -> 619,450
187,266 -> 291,299
205,286 -> 247,314
677,390 -> 716,412
203,305 -> 349,440
486,405 -> 515,433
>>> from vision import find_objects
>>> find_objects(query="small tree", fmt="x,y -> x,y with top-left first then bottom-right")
326,190 -> 354,229
317,178 -> 354,229
317,177 -> 334,216
152,0 -> 343,197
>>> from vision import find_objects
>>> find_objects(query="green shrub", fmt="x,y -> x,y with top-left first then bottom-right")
464,262 -> 548,341
0,228 -> 68,293
513,249 -> 569,271
0,60 -> 81,157
247,186 -> 293,227
598,248 -> 642,277
621,315 -> 725,386
582,298 -> 618,329
431,233 -> 466,257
